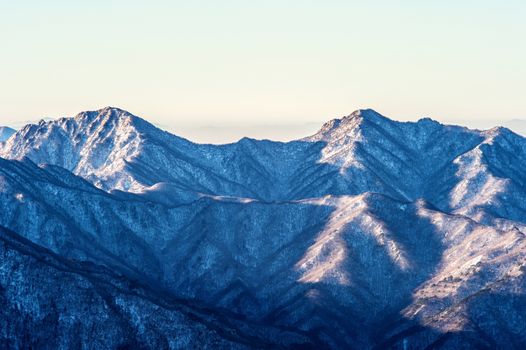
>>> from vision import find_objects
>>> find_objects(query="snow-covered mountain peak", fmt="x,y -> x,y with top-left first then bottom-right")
345,108 -> 384,121
482,125 -> 517,138
308,108 -> 385,141
71,106 -> 154,132
2,107 -> 526,348
0,107 -> 165,191
75,106 -> 133,119
416,116 -> 441,126
2,107 -> 526,208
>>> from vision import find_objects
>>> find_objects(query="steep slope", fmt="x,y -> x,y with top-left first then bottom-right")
1,107 -> 526,348
1,155 -> 525,348
304,109 -> 526,227
3,107 -> 525,219
447,127 -> 526,226
374,205 -> 526,349
0,107 -> 165,192
0,107 -> 315,200
0,225 -> 315,349
0,157 -> 164,282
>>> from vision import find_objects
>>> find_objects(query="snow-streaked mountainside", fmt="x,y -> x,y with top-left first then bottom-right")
0,126 -> 15,142
1,107 -> 526,349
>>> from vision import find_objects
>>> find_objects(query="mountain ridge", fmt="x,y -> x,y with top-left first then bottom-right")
1,106 -> 526,349
3,107 -> 523,203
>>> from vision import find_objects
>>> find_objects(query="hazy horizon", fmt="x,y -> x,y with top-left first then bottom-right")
2,106 -> 525,144
1,1 -> 525,142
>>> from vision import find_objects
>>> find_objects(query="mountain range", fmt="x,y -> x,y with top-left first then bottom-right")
1,107 -> 525,349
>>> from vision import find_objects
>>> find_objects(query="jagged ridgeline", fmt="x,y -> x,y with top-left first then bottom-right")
1,107 -> 526,349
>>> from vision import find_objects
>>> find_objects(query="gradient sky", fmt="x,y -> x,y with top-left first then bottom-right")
1,1 -> 525,142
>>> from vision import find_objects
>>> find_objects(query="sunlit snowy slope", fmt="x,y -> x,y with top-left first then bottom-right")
1,107 -> 525,349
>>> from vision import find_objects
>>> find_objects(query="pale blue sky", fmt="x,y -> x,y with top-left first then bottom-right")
1,1 -> 525,142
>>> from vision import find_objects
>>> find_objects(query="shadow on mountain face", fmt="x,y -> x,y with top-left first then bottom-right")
3,120 -> 526,349
375,285 -> 526,350
342,197 -> 445,349
0,139 -> 452,349
131,137 -> 411,203
236,194 -> 449,349
0,225 -> 327,349
369,211 -> 526,349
